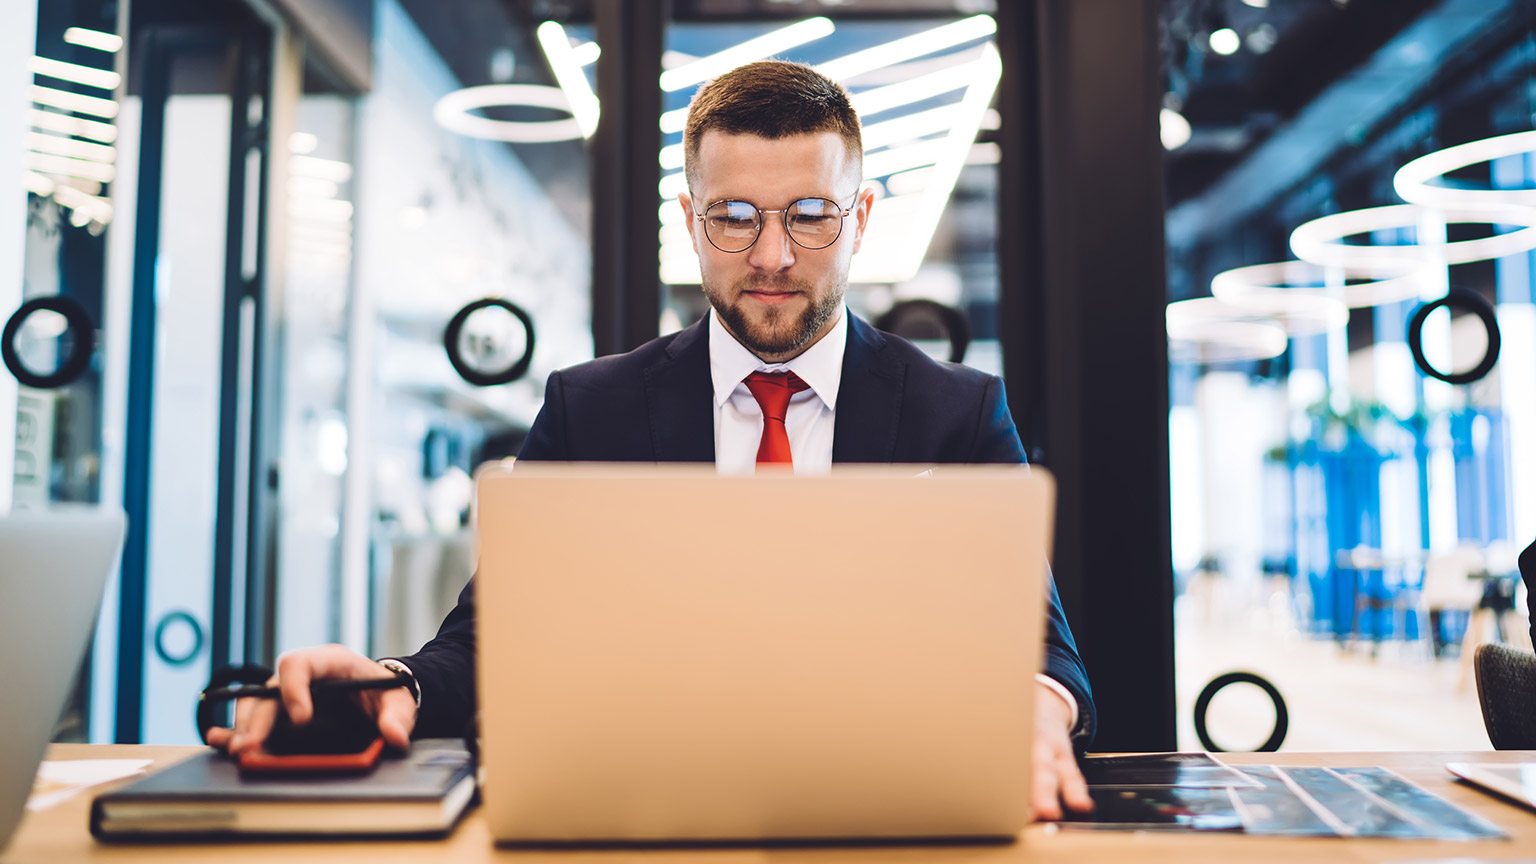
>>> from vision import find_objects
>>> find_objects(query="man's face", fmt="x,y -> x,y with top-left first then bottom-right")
681,131 -> 874,363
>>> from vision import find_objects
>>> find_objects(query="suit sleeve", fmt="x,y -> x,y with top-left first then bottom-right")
974,375 -> 1097,743
518,369 -> 568,461
394,578 -> 477,739
393,371 -> 571,738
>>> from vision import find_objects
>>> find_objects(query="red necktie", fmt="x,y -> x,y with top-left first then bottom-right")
743,371 -> 810,467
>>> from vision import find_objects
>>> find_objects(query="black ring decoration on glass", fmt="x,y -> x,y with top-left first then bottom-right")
196,663 -> 274,744
1193,671 -> 1288,753
153,610 -> 205,667
1407,289 -> 1501,385
1,295 -> 97,389
873,299 -> 972,364
443,298 -> 536,387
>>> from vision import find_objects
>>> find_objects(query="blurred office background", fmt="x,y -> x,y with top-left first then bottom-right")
1,0 -> 1532,752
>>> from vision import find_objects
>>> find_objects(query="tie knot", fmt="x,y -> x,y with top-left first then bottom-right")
743,371 -> 809,417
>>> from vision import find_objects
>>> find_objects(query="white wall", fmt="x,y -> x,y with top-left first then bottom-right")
0,0 -> 39,512
339,0 -> 592,653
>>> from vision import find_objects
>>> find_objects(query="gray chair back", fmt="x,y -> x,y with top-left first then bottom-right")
1473,642 -> 1536,750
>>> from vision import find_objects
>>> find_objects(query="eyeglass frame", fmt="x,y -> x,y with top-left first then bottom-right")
693,194 -> 860,253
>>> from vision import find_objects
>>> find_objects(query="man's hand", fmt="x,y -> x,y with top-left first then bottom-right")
204,644 -> 416,755
1032,681 -> 1093,821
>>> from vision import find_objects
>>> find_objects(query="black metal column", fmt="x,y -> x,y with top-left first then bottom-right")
242,24 -> 280,668
591,0 -> 666,355
118,31 -> 171,744
997,0 -> 1176,751
212,22 -> 274,672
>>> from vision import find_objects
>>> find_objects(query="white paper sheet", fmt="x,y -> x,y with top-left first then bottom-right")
27,759 -> 152,811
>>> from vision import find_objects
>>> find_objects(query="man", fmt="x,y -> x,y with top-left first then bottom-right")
212,60 -> 1095,820
1523,538 -> 1534,647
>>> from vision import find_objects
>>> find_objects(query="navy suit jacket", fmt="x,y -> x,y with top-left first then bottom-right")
402,315 -> 1096,741
1522,538 -> 1535,647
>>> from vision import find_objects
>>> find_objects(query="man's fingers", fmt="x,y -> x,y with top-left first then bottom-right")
275,653 -> 318,726
205,726 -> 232,749
1057,749 -> 1094,813
1032,742 -> 1064,821
230,694 -> 279,754
374,689 -> 417,750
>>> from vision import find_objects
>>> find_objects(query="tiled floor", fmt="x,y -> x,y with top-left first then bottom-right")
1172,584 -> 1522,753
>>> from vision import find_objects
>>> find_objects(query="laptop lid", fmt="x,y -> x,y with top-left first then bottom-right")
475,464 -> 1054,842
0,508 -> 124,850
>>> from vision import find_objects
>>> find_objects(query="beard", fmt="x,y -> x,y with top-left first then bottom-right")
705,272 -> 846,358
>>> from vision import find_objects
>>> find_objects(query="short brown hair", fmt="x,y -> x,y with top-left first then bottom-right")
683,60 -> 863,193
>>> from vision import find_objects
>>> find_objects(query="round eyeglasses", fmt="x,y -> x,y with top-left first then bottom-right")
697,197 -> 855,253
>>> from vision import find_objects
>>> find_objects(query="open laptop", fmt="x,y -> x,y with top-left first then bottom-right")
0,508 -> 125,851
474,464 -> 1054,842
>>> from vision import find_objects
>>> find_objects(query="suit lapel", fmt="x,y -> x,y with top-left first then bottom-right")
644,317 -> 715,462
832,316 -> 906,464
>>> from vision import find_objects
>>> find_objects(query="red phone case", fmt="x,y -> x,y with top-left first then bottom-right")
237,736 -> 385,774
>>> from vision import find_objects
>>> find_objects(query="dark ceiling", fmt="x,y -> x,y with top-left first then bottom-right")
398,0 -> 1466,231
1161,0 -> 1441,207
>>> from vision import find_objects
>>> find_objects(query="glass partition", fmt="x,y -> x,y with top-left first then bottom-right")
1164,0 -> 1536,751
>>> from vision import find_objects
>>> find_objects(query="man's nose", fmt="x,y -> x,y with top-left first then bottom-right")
747,213 -> 796,272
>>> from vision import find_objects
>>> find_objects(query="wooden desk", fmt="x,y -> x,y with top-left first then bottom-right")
6,746 -> 1534,863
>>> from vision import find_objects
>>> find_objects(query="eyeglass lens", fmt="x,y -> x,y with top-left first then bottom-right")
704,198 -> 844,252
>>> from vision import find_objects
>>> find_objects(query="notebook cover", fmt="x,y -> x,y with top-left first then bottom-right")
90,739 -> 474,840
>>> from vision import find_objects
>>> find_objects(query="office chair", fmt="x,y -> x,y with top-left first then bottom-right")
1474,642 -> 1536,750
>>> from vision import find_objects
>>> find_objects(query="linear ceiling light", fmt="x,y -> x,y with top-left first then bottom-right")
657,31 -> 989,132
816,15 -> 995,83
29,131 -> 115,163
289,155 -> 354,183
536,21 -> 600,138
657,66 -> 977,168
53,183 -> 114,223
889,41 -> 1001,279
28,151 -> 115,183
1394,130 -> 1536,210
63,27 -> 123,53
861,140 -> 947,180
851,56 -> 980,119
660,17 -> 835,93
29,56 -> 120,91
571,41 -> 601,67
32,85 -> 118,119
29,109 -> 117,144
861,104 -> 962,152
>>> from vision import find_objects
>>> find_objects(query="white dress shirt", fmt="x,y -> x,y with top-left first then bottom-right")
709,306 -> 846,476
704,306 -> 1078,730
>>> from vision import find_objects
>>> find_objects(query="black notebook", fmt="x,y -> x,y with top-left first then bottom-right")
90,739 -> 475,841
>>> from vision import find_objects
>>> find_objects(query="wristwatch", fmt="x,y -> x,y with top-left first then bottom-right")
376,658 -> 422,709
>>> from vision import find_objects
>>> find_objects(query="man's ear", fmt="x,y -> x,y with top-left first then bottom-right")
849,186 -> 875,254
679,192 -> 697,244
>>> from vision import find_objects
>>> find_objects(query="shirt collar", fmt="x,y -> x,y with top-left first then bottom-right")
708,305 -> 847,411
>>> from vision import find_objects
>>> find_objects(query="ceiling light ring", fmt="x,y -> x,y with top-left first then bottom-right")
1394,130 -> 1536,210
1290,203 -> 1536,269
1166,299 -> 1290,364
1212,259 -> 1430,310
433,84 -> 584,144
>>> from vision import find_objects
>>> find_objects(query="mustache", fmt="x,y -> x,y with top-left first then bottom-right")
735,274 -> 813,293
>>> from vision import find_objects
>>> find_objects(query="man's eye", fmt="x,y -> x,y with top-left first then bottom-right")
791,215 -> 834,227
712,216 -> 755,228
